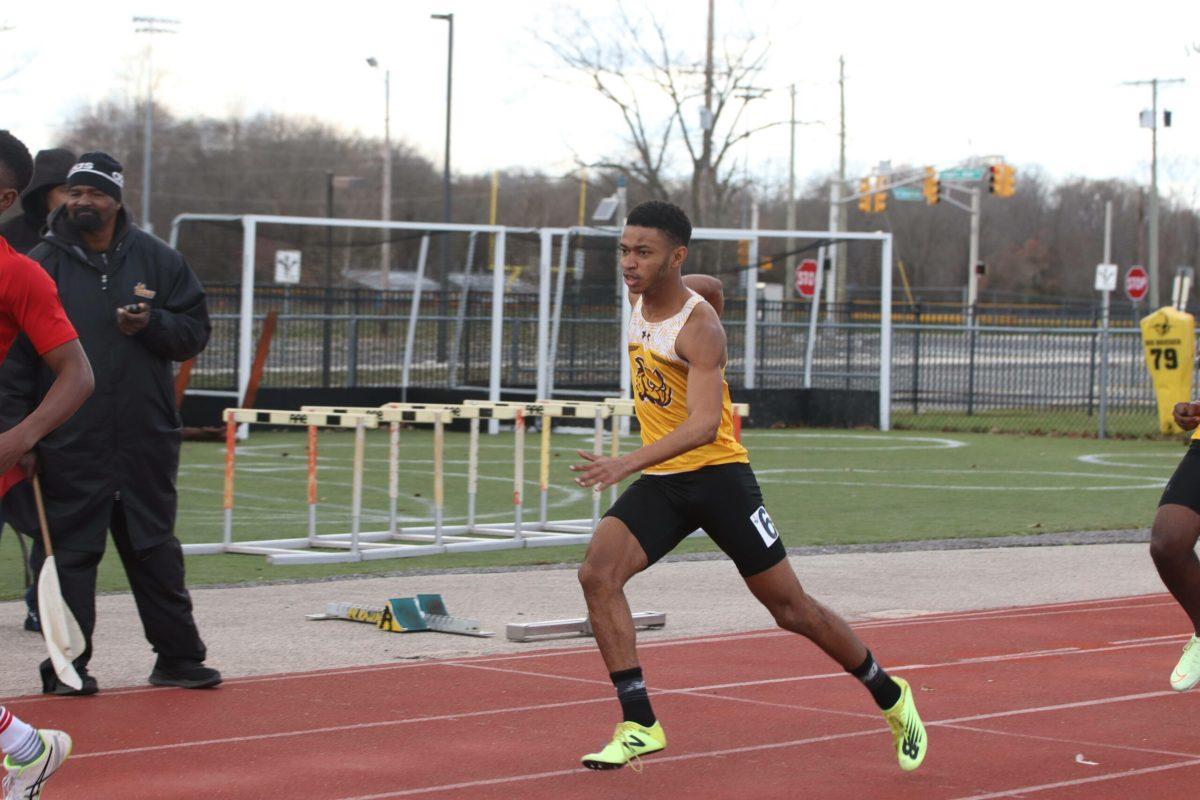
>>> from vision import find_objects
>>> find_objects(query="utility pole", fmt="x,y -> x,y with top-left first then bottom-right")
366,58 -> 392,289
1123,76 -> 1184,307
432,14 -> 454,231
1099,199 -> 1113,439
786,83 -> 797,297
827,58 -> 852,310
967,187 -> 981,311
132,16 -> 179,234
701,0 -> 714,228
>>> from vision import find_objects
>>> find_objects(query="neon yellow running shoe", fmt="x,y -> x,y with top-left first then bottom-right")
581,721 -> 666,771
882,677 -> 927,772
1170,634 -> 1200,691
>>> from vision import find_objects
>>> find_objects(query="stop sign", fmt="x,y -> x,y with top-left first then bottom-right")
1125,266 -> 1149,302
795,259 -> 818,297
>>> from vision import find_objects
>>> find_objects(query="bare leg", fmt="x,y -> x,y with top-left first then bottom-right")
744,558 -> 868,671
577,516 -> 649,673
1151,504 -> 1200,634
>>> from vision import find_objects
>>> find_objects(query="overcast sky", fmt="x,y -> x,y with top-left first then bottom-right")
3,0 -> 1199,205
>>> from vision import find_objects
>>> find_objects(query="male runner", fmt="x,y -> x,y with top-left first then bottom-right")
571,200 -> 926,772
1151,401 -> 1200,690
0,130 -> 95,797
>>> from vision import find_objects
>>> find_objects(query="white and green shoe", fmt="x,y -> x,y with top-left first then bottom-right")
581,721 -> 666,771
1171,634 -> 1200,691
3,729 -> 72,800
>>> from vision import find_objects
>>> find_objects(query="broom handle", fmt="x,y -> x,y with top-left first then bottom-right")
31,474 -> 53,558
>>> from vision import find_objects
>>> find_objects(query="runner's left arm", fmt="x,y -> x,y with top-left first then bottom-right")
572,303 -> 726,489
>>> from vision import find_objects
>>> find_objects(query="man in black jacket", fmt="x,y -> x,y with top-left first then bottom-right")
0,148 -> 75,255
0,151 -> 221,695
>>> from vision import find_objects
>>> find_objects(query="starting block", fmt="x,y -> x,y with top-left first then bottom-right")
505,611 -> 666,642
306,593 -> 493,637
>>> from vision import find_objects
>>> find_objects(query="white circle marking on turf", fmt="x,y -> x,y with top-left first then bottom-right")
578,431 -> 969,452
1077,452 -> 1184,470
753,466 -> 1165,491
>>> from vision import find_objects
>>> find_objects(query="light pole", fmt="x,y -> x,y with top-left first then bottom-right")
431,12 -> 454,361
1124,76 -> 1185,307
132,16 -> 179,234
431,13 -> 453,231
366,57 -> 392,291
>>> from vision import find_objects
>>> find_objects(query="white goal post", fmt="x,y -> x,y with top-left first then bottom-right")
171,214 -> 895,431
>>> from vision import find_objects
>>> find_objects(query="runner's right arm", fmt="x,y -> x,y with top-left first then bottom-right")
0,260 -> 94,474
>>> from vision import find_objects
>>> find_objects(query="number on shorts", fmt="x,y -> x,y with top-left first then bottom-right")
750,505 -> 779,547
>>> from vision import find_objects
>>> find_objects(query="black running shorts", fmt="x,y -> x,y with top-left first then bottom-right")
604,462 -> 787,577
1160,441 -> 1200,515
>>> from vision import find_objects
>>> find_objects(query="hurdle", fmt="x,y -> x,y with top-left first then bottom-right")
212,407 -> 512,564
300,402 -> 536,551
210,408 -> 406,564
462,399 -> 615,544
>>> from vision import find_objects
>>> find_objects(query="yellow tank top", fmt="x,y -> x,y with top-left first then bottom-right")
628,290 -> 749,474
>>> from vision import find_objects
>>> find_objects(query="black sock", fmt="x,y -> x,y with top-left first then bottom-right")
849,651 -> 902,710
610,667 -> 656,727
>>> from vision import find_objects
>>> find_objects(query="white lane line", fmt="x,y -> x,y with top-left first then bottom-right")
946,758 -> 1200,800
1110,634 -> 1187,645
0,595 -> 1174,708
318,690 -> 1195,800
68,644 -> 1181,760
455,596 -> 1176,666
939,721 -> 1200,761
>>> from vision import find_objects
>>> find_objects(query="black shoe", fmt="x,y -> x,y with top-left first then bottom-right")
149,661 -> 222,689
39,658 -> 98,696
23,608 -> 40,633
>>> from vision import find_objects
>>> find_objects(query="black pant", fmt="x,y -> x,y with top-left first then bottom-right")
30,500 -> 207,671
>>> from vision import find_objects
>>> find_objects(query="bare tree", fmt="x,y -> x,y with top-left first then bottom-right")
541,3 -> 780,229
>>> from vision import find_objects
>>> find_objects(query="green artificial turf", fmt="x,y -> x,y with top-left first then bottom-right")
0,427 -> 1183,599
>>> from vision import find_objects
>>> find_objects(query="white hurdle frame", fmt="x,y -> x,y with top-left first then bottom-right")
205,408 -> 388,565
300,403 -> 525,552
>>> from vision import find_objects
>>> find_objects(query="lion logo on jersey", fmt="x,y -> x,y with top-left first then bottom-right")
634,355 -> 673,407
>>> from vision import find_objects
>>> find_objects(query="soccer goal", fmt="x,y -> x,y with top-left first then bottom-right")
171,214 -> 896,431
537,224 -> 896,429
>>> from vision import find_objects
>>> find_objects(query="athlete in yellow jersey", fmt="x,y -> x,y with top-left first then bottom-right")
1152,402 -> 1200,690
571,201 -> 926,773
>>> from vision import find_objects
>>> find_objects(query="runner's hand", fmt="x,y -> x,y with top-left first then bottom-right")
18,452 -> 37,478
1174,401 -> 1200,431
571,450 -> 631,491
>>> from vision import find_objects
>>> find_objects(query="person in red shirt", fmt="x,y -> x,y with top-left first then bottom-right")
0,130 -> 93,799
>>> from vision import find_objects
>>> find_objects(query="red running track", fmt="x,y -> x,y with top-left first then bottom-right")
8,593 -> 1200,799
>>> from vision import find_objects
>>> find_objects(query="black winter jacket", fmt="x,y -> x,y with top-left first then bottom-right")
0,206 -> 210,551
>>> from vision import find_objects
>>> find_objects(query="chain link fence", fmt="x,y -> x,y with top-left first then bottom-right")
188,286 -> 1176,436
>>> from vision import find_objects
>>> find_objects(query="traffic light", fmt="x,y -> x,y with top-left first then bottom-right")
736,240 -> 750,267
922,167 -> 940,205
872,176 -> 887,213
1001,164 -> 1016,197
989,164 -> 1016,198
858,179 -> 872,213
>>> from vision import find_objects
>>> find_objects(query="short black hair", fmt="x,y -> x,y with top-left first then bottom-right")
0,130 -> 33,193
626,200 -> 692,247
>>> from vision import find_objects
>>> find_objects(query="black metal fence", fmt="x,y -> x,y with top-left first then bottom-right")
190,286 -> 1175,436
